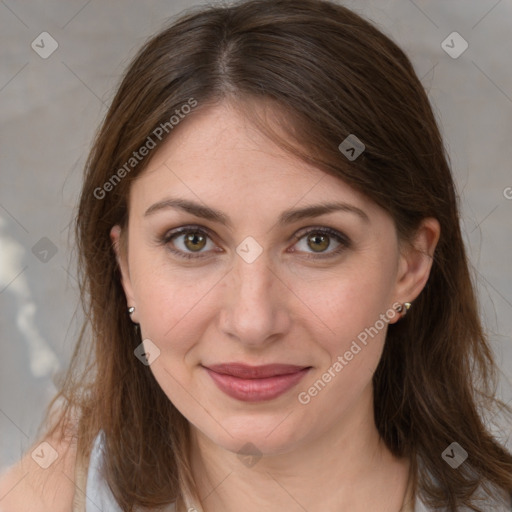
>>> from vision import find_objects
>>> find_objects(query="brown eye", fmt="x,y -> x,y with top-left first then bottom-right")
292,227 -> 351,259
160,225 -> 350,261
183,232 -> 207,252
160,227 -> 216,259
307,233 -> 330,252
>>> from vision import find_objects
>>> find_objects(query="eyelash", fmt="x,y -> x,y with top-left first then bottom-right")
158,225 -> 351,261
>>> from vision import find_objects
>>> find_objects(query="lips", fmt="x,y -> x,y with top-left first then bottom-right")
203,363 -> 311,402
205,363 -> 310,379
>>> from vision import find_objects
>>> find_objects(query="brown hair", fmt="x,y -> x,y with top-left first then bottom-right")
44,0 -> 512,510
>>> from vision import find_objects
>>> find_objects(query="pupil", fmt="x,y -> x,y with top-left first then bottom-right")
186,233 -> 205,251
309,234 -> 329,252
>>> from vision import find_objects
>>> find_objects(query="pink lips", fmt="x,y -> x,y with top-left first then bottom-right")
203,363 -> 311,402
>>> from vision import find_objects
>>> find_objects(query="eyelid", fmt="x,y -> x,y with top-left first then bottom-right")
159,225 -> 220,260
291,225 -> 350,246
288,226 -> 351,259
159,224 -> 351,260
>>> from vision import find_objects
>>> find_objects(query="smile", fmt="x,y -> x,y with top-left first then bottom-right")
202,363 -> 312,402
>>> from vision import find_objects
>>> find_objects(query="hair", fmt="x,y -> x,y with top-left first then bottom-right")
43,0 -> 512,510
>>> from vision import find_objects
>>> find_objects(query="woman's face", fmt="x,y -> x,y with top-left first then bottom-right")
111,101 -> 436,457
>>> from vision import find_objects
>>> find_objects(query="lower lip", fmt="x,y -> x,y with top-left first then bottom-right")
204,367 -> 310,402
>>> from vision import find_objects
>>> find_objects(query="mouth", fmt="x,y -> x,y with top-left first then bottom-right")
202,363 -> 312,402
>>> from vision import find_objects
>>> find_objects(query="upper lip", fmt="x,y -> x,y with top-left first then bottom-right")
204,363 -> 311,379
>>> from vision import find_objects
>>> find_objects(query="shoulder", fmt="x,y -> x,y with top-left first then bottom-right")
0,428 -> 78,512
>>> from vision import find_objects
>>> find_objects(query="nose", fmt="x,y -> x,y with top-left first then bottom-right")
218,250 -> 292,348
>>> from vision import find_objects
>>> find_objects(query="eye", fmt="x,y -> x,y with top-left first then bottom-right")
159,226 -> 217,260
158,225 -> 351,260
290,227 -> 350,259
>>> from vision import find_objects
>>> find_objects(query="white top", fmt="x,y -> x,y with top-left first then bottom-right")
85,431 -> 511,512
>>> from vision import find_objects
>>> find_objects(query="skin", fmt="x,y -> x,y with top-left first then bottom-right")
0,415 -> 77,512
110,100 -> 440,512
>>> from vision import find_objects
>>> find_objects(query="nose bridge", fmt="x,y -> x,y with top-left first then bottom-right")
235,251 -> 274,300
220,249 -> 288,345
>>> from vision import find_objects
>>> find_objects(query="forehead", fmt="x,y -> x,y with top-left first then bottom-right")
128,101 -> 379,220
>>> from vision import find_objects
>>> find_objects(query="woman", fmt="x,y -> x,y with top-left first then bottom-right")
1,0 -> 511,510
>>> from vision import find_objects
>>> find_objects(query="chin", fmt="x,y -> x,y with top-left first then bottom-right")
197,413 -> 308,457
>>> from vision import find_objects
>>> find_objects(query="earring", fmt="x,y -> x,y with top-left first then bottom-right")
396,302 -> 412,317
127,306 -> 139,335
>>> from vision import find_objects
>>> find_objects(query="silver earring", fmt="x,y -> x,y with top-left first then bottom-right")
128,306 -> 135,315
396,302 -> 412,317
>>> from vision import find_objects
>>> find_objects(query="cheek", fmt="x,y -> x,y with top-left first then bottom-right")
297,313 -> 389,417
292,263 -> 395,399
130,255 -> 221,345
292,262 -> 394,347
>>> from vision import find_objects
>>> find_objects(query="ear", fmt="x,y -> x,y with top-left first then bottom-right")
110,225 -> 138,323
389,217 -> 441,324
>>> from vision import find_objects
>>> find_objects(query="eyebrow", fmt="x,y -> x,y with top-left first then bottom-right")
143,197 -> 370,226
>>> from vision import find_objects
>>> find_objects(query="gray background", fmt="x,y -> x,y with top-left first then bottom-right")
1,0 -> 511,471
